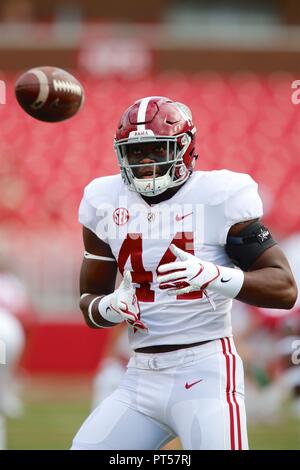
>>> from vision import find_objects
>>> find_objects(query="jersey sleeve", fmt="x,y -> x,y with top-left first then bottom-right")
219,173 -> 263,245
78,179 -> 109,243
78,192 -> 98,234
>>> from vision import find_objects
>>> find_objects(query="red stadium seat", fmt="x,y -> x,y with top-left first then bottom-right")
0,74 -> 299,236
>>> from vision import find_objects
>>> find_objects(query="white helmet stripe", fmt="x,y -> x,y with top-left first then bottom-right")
175,102 -> 193,126
137,96 -> 154,130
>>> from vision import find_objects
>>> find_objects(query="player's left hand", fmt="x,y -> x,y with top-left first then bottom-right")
157,244 -> 220,295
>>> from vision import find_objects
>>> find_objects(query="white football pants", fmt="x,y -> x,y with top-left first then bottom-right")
72,337 -> 248,450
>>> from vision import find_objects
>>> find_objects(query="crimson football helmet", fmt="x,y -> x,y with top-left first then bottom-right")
114,96 -> 197,196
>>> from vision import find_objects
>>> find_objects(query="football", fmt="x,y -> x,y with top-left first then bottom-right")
15,66 -> 84,122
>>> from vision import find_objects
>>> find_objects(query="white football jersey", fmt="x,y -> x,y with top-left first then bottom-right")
79,170 -> 263,349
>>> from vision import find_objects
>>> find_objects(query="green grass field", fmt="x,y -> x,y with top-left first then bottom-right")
6,375 -> 300,450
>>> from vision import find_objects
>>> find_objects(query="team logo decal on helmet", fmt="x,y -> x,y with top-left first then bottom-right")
114,96 -> 198,197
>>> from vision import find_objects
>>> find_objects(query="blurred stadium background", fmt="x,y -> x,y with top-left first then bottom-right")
0,0 -> 300,450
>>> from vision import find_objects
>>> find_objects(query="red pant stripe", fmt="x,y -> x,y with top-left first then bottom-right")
221,338 -> 235,450
226,337 -> 242,450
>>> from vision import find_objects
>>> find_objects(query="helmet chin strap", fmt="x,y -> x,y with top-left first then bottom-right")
133,173 -> 172,197
131,160 -> 190,197
119,132 -> 193,196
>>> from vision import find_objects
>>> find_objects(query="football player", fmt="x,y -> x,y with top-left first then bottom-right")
91,323 -> 130,410
71,96 -> 297,450
0,266 -> 28,449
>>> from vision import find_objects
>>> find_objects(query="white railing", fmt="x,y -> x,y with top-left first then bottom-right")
0,229 -> 83,316
0,22 -> 300,51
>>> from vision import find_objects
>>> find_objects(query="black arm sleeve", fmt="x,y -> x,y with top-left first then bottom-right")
225,220 -> 277,271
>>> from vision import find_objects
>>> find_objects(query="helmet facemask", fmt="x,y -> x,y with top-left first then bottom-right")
114,132 -> 192,197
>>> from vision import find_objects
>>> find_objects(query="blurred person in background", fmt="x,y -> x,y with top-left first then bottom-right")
255,233 -> 300,422
91,271 -> 131,409
232,232 -> 300,424
270,315 -> 300,419
0,259 -> 32,449
91,324 -> 130,410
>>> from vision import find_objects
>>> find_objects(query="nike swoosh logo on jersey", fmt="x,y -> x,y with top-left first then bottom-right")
185,379 -> 203,389
176,212 -> 193,222
220,277 -> 232,283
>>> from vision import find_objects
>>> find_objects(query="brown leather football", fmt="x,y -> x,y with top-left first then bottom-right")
15,66 -> 84,122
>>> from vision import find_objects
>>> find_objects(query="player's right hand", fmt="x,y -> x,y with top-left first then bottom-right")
110,271 -> 148,334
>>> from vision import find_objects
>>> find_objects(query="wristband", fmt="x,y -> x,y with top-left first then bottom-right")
87,296 -> 107,328
208,266 -> 244,299
98,294 -> 123,324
